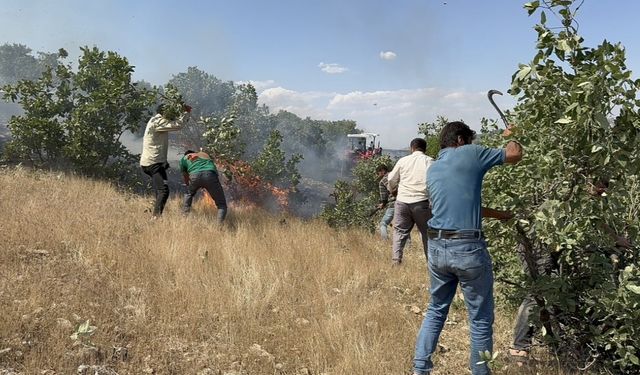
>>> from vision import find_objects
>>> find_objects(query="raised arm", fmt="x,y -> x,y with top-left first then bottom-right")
155,111 -> 190,132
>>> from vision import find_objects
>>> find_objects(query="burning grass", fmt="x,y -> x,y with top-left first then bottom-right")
0,168 -> 573,374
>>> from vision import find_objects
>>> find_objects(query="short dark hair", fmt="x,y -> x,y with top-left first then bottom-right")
439,121 -> 475,149
375,164 -> 389,173
184,149 -> 195,156
410,138 -> 427,152
156,104 -> 165,115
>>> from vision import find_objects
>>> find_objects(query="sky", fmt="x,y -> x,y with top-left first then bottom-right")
1,0 -> 639,148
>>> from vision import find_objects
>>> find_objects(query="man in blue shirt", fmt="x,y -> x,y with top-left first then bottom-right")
413,121 -> 523,375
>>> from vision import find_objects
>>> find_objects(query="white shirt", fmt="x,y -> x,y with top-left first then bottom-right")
387,151 -> 433,204
140,113 -> 189,166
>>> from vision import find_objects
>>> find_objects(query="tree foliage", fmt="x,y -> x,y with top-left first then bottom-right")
251,130 -> 302,188
321,155 -> 394,231
2,47 -> 155,177
482,1 -> 640,372
0,43 -> 59,86
418,115 -> 451,158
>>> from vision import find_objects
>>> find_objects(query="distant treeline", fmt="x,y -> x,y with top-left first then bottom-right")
0,43 -> 359,183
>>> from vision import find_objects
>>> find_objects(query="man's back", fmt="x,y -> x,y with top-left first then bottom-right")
428,144 -> 505,231
388,151 -> 433,204
180,153 -> 217,175
140,113 -> 188,166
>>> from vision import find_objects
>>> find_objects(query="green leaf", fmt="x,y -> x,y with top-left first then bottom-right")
516,66 -> 532,81
524,1 -> 540,15
555,117 -> 573,124
626,284 -> 640,295
557,39 -> 571,52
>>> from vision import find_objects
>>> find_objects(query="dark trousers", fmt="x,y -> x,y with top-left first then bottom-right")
392,200 -> 431,262
513,243 -> 553,350
513,297 -> 537,350
142,163 -> 169,216
183,170 -> 228,223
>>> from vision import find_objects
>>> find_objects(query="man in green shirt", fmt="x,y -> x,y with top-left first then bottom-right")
180,150 -> 228,223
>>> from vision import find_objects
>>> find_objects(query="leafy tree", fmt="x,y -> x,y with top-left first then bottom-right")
321,155 -> 394,231
418,115 -> 451,158
202,112 -> 245,166
0,43 -> 58,86
482,1 -> 640,372
2,46 -> 155,177
251,129 -> 302,188
168,67 -> 236,149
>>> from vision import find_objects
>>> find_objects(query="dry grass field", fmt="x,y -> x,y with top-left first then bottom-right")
0,168 -> 576,374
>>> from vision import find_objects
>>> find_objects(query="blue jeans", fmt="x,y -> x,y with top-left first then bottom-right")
379,206 -> 395,239
414,238 -> 494,375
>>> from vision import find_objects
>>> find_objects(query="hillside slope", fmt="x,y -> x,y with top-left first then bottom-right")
0,168 -> 566,374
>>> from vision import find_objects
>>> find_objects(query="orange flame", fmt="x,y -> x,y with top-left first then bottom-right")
218,160 -> 292,210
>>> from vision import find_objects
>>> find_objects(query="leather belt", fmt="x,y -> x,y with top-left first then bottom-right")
427,228 -> 484,240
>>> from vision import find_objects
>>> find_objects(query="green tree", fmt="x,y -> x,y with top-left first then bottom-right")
0,43 -> 58,86
168,67 -> 236,149
321,155 -> 394,231
251,129 -> 303,189
202,112 -> 245,166
418,115 -> 451,158
2,47 -> 155,177
482,1 -> 640,372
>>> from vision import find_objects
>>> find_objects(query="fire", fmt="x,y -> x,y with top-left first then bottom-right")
188,160 -> 293,212
220,160 -> 292,210
202,190 -> 217,208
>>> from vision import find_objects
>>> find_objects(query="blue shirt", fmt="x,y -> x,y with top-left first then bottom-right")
427,144 -> 505,231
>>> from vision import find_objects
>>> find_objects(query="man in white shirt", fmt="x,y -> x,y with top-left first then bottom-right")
140,103 -> 191,217
387,138 -> 433,264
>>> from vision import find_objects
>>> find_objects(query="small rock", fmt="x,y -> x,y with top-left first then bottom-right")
249,344 -> 274,361
295,318 -> 310,326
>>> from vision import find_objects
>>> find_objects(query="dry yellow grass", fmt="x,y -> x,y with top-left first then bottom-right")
0,167 -> 576,374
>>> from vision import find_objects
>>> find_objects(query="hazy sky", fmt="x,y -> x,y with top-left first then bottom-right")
1,0 -> 638,148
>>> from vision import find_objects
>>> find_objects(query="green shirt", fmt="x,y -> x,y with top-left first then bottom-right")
180,154 -> 217,175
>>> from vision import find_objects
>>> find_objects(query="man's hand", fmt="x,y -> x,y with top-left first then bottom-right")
187,153 -> 199,161
502,123 -> 516,137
